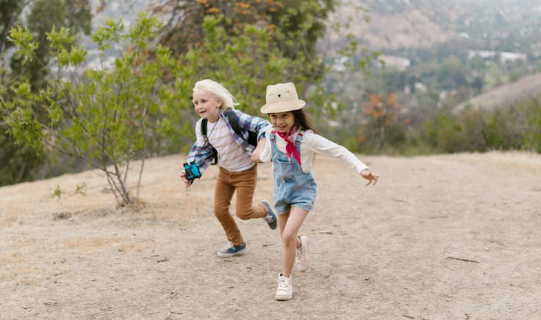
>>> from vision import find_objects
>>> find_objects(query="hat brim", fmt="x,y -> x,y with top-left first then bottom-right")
260,100 -> 306,114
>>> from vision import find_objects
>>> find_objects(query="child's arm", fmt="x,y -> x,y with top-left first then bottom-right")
257,126 -> 273,163
306,132 -> 368,172
251,138 -> 267,162
306,132 -> 378,186
235,110 -> 271,141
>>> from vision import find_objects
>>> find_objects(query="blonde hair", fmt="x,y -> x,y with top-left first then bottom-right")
193,79 -> 239,110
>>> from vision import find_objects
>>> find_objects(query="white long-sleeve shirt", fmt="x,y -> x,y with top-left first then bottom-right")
259,126 -> 368,174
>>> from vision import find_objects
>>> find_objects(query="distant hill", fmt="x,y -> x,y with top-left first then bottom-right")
331,1 -> 452,50
89,0 -> 541,53
454,72 -> 541,112
329,0 -> 541,51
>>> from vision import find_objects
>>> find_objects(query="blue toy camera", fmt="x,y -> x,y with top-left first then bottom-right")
183,161 -> 202,181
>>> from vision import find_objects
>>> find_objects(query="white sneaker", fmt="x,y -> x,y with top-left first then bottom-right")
296,235 -> 310,272
275,273 -> 293,301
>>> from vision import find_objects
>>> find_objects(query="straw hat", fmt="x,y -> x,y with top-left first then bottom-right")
260,82 -> 306,113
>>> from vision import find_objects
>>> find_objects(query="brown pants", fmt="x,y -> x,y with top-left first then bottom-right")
214,165 -> 267,246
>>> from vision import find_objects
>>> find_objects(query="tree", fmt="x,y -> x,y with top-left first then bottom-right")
2,14 -> 172,205
155,15 -> 313,154
10,0 -> 92,90
0,0 -> 92,187
150,0 -> 372,114
360,93 -> 408,151
0,0 -> 29,56
151,0 -> 285,55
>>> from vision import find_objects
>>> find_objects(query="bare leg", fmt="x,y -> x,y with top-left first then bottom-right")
277,209 -> 301,248
278,207 -> 309,277
277,209 -> 289,235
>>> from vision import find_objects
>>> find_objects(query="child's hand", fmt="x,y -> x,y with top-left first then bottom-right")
180,171 -> 192,188
251,138 -> 266,162
251,148 -> 263,162
360,169 -> 379,186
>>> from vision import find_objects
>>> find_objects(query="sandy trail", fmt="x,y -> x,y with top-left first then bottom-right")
1,152 -> 540,319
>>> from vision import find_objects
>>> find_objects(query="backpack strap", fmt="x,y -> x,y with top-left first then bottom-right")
269,130 -> 276,142
224,108 -> 258,147
201,118 -> 218,165
201,118 -> 208,136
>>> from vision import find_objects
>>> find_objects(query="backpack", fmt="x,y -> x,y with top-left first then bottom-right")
201,108 -> 259,165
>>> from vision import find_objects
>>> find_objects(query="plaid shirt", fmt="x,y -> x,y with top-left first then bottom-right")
187,109 -> 270,179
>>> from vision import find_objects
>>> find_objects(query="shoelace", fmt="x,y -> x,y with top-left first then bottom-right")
277,278 -> 289,290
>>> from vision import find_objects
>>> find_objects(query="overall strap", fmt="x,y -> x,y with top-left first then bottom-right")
295,130 -> 304,144
294,130 -> 304,159
269,130 -> 276,142
269,130 -> 277,158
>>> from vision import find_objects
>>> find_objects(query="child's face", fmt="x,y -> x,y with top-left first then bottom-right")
270,111 -> 295,133
193,89 -> 222,121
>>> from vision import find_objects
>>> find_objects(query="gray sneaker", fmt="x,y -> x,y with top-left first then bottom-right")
296,235 -> 309,272
261,200 -> 277,230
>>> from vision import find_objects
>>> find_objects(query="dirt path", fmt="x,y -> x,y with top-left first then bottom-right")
1,152 -> 540,320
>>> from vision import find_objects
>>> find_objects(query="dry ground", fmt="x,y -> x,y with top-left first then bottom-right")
1,152 -> 540,320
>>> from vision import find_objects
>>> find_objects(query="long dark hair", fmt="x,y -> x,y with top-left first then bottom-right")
293,109 -> 318,134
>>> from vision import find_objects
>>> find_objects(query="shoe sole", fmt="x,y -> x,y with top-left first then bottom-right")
275,294 -> 292,301
217,250 -> 246,258
267,217 -> 277,230
262,200 -> 278,230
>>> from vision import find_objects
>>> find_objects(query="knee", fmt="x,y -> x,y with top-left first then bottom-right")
214,206 -> 229,219
235,204 -> 253,220
281,232 -> 297,247
236,210 -> 251,220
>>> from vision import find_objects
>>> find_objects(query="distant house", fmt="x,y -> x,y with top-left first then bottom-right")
379,55 -> 411,71
500,52 -> 528,64
467,50 -> 527,63
331,56 -> 349,72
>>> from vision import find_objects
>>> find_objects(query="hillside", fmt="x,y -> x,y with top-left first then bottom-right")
329,0 -> 541,51
2,152 -> 541,319
332,1 -> 452,50
455,72 -> 541,112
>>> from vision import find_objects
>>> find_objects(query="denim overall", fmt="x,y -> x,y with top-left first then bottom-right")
270,130 -> 318,214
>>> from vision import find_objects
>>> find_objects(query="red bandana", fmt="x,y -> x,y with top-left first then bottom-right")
276,126 -> 301,164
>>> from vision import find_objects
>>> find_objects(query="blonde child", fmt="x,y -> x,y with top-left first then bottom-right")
258,82 -> 379,300
181,79 -> 277,258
